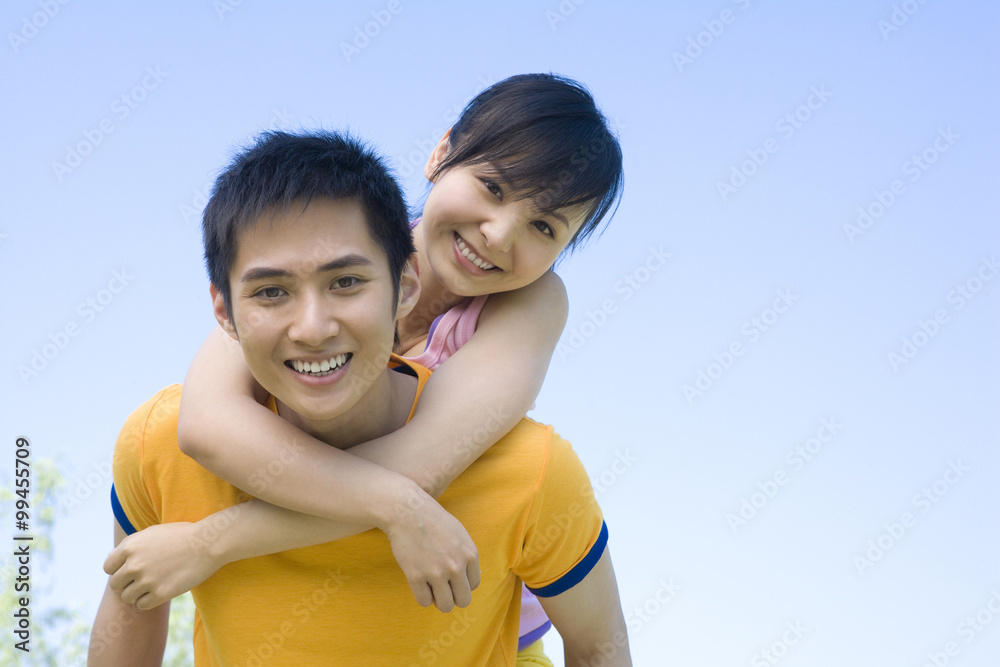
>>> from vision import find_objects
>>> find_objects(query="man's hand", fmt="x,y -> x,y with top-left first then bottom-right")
104,522 -> 223,610
383,488 -> 480,613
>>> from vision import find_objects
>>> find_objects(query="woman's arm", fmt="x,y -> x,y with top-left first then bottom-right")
175,327 -> 479,610
132,273 -> 569,607
177,326 -> 413,526
179,271 -> 568,512
106,493 -> 480,613
350,270 -> 570,494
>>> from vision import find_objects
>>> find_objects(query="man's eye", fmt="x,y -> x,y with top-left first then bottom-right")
257,287 -> 284,299
334,277 -> 359,289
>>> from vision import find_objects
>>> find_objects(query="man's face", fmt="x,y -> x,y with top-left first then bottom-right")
212,197 -> 415,425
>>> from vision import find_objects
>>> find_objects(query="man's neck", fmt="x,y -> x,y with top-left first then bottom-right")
275,365 -> 418,450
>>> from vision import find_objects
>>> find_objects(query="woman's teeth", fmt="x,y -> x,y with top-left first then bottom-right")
290,354 -> 349,376
456,237 -> 496,270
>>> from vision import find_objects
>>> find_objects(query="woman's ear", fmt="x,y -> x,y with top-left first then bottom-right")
424,128 -> 452,182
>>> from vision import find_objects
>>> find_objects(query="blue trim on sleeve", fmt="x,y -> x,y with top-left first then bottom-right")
110,484 -> 138,535
527,521 -> 608,598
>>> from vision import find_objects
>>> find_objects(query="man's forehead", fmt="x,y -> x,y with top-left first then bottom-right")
231,199 -> 385,277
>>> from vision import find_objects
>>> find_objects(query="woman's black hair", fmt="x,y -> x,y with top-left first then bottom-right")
429,73 -> 624,252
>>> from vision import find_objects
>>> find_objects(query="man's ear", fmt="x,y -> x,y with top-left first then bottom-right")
395,258 -> 420,322
424,128 -> 452,182
209,283 -> 240,340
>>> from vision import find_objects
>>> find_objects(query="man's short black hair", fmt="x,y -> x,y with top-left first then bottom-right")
203,130 -> 414,317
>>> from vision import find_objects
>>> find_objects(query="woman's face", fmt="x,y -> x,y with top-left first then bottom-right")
419,139 -> 590,298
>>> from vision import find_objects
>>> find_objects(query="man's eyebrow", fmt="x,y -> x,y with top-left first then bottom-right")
240,267 -> 292,283
317,254 -> 373,273
240,254 -> 374,283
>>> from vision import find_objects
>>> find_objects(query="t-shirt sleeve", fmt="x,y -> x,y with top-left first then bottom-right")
111,387 -> 175,535
514,432 -> 607,597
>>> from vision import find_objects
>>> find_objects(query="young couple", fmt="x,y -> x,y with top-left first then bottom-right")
88,73 -> 632,666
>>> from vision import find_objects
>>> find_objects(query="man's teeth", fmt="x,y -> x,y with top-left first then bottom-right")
291,354 -> 349,376
456,237 -> 496,270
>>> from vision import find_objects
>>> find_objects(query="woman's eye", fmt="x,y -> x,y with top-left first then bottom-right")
533,221 -> 555,237
483,179 -> 503,200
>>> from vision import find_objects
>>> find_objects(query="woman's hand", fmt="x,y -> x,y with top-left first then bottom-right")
104,522 -> 223,610
383,489 -> 481,612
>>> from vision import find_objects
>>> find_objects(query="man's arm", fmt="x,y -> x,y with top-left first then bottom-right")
537,546 -> 632,667
88,519 -> 170,667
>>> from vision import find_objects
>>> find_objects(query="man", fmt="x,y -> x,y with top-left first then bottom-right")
88,130 -> 631,665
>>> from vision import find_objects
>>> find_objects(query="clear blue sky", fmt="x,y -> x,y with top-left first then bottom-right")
2,1 -> 999,665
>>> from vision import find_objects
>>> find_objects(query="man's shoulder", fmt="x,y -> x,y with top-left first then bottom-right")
505,415 -> 554,442
125,384 -> 182,435
114,384 -> 183,463
489,416 -> 582,478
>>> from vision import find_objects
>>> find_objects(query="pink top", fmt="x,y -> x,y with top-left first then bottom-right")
404,296 -> 489,370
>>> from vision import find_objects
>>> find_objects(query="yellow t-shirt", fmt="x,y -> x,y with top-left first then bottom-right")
111,359 -> 606,666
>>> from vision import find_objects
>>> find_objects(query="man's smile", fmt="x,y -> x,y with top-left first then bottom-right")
286,353 -> 352,377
